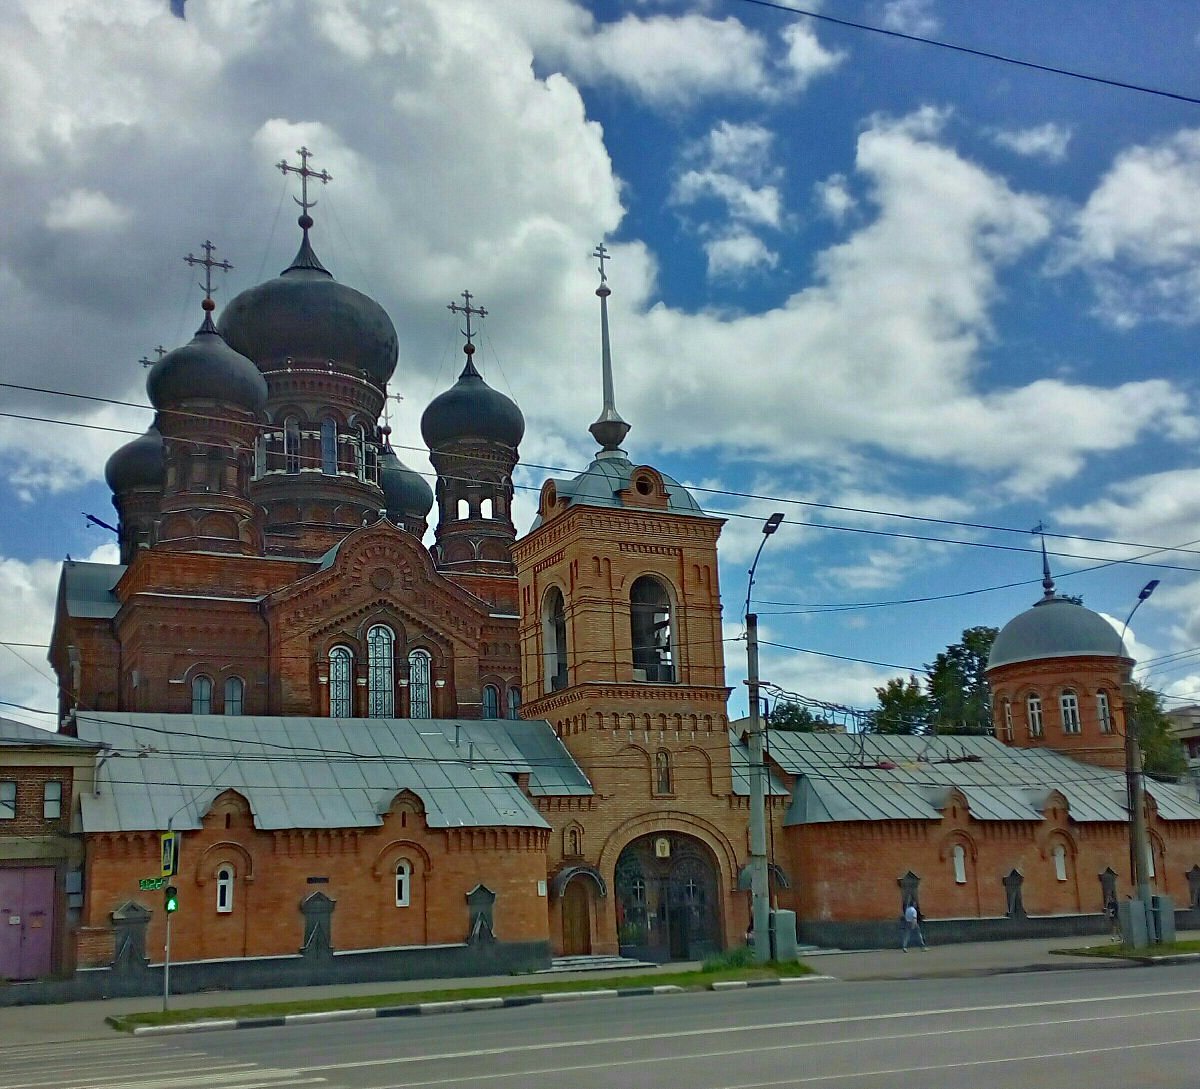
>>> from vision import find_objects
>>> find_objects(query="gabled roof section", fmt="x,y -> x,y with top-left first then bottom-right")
59,561 -> 125,619
0,717 -> 97,749
763,731 -> 1200,826
73,713 -> 590,834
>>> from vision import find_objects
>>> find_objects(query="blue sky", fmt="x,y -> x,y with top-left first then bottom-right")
3,0 -> 1200,726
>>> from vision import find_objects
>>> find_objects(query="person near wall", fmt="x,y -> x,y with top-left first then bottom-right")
901,901 -> 927,951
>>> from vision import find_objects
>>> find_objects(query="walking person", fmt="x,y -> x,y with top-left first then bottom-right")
901,901 -> 927,951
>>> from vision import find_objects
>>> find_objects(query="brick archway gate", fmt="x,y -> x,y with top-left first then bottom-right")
615,832 -> 722,962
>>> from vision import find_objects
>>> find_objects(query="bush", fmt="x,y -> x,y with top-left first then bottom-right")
702,946 -> 756,972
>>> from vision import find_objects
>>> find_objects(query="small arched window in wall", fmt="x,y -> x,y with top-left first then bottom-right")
1097,690 -> 1113,734
409,650 -> 432,719
952,844 -> 967,884
320,418 -> 337,475
655,750 -> 672,795
567,827 -> 582,856
284,417 -> 301,474
543,588 -> 568,693
480,496 -> 493,519
216,865 -> 234,913
630,576 -> 675,683
1003,699 -> 1014,742
1060,690 -> 1081,734
395,859 -> 412,907
192,675 -> 213,715
224,677 -> 244,716
506,686 -> 521,720
367,625 -> 395,718
457,498 -> 469,521
482,684 -> 500,718
1027,694 -> 1043,738
1052,843 -> 1068,882
329,646 -> 353,717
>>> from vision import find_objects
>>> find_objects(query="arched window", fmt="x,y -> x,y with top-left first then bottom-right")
321,418 -> 337,475
284,417 -> 301,474
1052,843 -> 1068,882
952,844 -> 967,884
329,646 -> 353,717
367,625 -> 395,717
543,588 -> 568,693
224,677 -> 244,716
655,750 -> 672,794
1027,694 -> 1043,737
1003,699 -> 1014,742
408,650 -> 431,719
216,865 -> 234,913
630,576 -> 675,683
1097,690 -> 1113,734
482,684 -> 500,718
506,686 -> 521,720
480,497 -> 493,519
1060,690 -> 1081,734
191,675 -> 213,715
395,859 -> 412,907
457,497 -> 469,521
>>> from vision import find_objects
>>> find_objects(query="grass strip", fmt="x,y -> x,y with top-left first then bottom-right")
1049,939 -> 1200,959
108,962 -> 814,1031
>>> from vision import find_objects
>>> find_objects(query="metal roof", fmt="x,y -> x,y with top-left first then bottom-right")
73,713 -> 591,834
988,595 -> 1127,669
728,731 -> 791,798
60,561 -> 124,619
762,731 -> 1200,826
0,717 -> 98,749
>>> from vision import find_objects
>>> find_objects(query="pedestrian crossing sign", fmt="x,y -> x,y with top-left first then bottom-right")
160,831 -> 180,878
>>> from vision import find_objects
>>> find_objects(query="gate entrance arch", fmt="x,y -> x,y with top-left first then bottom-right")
615,832 -> 721,962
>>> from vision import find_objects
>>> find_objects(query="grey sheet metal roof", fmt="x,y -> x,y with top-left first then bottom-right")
763,731 -> 1200,826
61,561 -> 125,619
0,717 -> 98,748
728,731 -> 791,798
73,713 -> 590,834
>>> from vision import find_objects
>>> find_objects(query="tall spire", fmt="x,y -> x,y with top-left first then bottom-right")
447,290 -> 487,378
1033,522 -> 1056,599
277,146 -> 332,275
588,242 -> 630,453
183,240 -> 233,333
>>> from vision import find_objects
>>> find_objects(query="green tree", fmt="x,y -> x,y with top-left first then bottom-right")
769,701 -> 837,732
926,626 -> 998,735
1127,683 -> 1188,779
870,675 -> 930,734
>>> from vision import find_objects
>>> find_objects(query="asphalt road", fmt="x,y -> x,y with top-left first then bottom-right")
7,965 -> 1200,1089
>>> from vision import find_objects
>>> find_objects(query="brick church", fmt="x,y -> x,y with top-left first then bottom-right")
6,151 -> 1200,993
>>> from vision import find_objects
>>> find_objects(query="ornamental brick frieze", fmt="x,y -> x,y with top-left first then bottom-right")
529,684 -> 729,711
532,549 -> 566,575
617,542 -> 683,558
578,513 -> 721,541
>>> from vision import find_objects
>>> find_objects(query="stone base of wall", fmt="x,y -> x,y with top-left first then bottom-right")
0,939 -> 550,1008
800,908 -> 1200,950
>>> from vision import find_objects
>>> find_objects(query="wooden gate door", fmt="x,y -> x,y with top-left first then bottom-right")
0,867 -> 55,980
562,880 -> 591,955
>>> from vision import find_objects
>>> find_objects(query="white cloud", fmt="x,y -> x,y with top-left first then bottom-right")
815,173 -> 856,221
704,233 -> 779,278
992,123 -> 1072,163
881,0 -> 940,37
44,189 -> 131,232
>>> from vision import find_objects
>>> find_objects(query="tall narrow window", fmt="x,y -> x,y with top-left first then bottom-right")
506,686 -> 521,720
1052,844 -> 1068,882
1003,699 -> 1014,742
216,865 -> 234,913
192,675 -> 213,714
0,780 -> 14,820
395,859 -> 412,907
655,750 -> 672,794
224,677 -> 244,716
543,588 -> 568,693
408,650 -> 431,719
1097,690 -> 1113,734
1060,690 -> 1081,734
284,417 -> 301,474
630,576 -> 675,683
482,685 -> 500,718
952,844 -> 967,884
329,646 -> 353,717
321,418 -> 337,475
367,625 -> 395,717
43,781 -> 62,820
1027,694 -> 1043,738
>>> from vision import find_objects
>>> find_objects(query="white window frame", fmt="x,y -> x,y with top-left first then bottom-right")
43,780 -> 62,820
1003,699 -> 1014,742
1097,690 -> 1113,734
395,859 -> 412,907
1027,694 -> 1043,738
952,844 -> 967,884
0,780 -> 15,820
1060,690 -> 1081,734
1052,843 -> 1068,882
216,865 -> 234,913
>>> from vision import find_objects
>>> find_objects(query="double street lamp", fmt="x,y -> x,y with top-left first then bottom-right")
746,512 -> 784,963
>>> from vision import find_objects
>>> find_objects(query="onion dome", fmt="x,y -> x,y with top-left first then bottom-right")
420,347 -> 525,450
379,433 -> 434,520
104,424 -> 164,493
147,306 -> 268,413
216,225 -> 398,385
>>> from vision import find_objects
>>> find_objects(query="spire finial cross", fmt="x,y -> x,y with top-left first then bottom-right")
139,346 -> 166,369
183,240 -> 233,304
593,242 -> 610,283
278,146 -> 332,217
1032,522 -> 1056,598
447,290 -> 488,346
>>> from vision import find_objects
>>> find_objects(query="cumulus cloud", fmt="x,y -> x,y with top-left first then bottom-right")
992,123 -> 1072,163
814,173 -> 856,221
881,0 -> 940,37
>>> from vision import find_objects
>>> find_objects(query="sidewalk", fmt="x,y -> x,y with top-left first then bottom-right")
0,933 -> 1186,1047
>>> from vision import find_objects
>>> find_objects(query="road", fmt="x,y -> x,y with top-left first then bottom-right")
6,966 -> 1200,1089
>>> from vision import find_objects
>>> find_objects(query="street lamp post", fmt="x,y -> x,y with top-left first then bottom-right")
1119,580 -> 1158,945
746,512 -> 784,963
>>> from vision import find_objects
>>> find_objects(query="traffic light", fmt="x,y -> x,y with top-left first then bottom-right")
164,885 -> 179,914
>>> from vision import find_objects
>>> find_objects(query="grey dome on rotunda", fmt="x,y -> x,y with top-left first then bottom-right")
420,347 -> 525,450
379,435 -> 434,520
147,305 -> 268,414
104,424 -> 164,493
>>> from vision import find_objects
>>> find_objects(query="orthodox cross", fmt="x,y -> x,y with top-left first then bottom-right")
593,241 -> 610,283
183,241 -> 233,305
139,345 -> 167,369
448,290 -> 487,347
277,146 -> 332,216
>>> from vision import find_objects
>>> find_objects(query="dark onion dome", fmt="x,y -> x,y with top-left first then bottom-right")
420,351 -> 525,450
104,424 -> 164,493
379,443 -> 434,520
988,594 -> 1127,670
147,310 -> 268,413
216,230 -> 398,386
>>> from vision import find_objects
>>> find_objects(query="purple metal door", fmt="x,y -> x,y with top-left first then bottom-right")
0,868 -> 55,980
